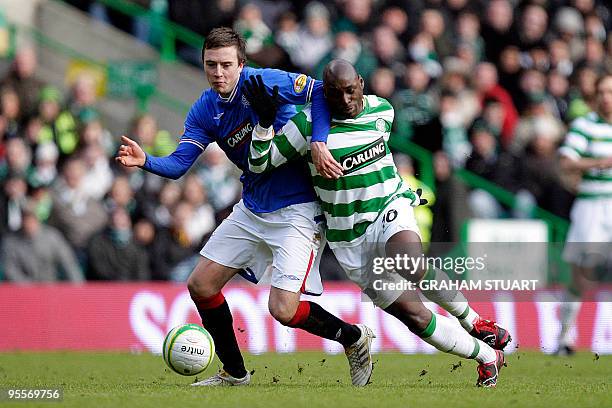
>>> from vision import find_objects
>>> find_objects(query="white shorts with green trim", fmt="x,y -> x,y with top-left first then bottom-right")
201,200 -> 325,295
562,197 -> 612,268
331,197 -> 422,308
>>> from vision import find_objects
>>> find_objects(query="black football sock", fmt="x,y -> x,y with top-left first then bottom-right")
192,293 -> 247,378
287,301 -> 361,347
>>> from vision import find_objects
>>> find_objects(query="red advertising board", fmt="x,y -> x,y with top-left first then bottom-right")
0,283 -> 610,354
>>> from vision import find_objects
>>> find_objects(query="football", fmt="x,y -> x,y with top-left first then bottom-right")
162,324 -> 215,376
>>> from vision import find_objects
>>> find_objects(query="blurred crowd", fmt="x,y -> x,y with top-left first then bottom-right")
1,0 -> 611,282
0,46 -> 242,282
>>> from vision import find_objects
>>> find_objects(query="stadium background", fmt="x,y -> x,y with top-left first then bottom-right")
0,0 -> 610,355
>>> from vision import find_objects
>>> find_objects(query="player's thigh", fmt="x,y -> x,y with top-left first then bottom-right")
378,198 -> 425,280
200,200 -> 262,271
384,290 -> 432,332
268,286 -> 301,324
187,256 -> 239,298
333,242 -> 407,309
564,198 -> 610,267
266,202 -> 324,294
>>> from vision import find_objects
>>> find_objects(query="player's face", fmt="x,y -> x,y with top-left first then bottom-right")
596,76 -> 612,118
324,75 -> 365,119
203,46 -> 244,96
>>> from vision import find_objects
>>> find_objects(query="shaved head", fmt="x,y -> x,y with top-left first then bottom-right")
323,59 -> 364,119
323,59 -> 359,83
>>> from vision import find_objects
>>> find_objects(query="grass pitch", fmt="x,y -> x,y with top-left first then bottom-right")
0,351 -> 609,408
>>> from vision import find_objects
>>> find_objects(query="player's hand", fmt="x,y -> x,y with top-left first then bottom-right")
242,75 -> 279,129
597,157 -> 612,169
409,188 -> 428,207
115,135 -> 146,167
311,142 -> 343,179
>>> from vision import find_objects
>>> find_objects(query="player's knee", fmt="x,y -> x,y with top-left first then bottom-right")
385,300 -> 431,333
268,300 -> 299,326
187,262 -> 219,299
385,231 -> 425,282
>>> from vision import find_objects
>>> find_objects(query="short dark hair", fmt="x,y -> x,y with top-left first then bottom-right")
202,27 -> 246,64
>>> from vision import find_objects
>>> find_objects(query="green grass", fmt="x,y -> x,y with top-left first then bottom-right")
0,351 -> 609,408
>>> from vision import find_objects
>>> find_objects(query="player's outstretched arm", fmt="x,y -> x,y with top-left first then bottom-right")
310,82 -> 343,180
115,135 -> 202,180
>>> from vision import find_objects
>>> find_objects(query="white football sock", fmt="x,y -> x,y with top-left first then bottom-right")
558,290 -> 582,348
421,267 -> 480,331
419,312 -> 496,364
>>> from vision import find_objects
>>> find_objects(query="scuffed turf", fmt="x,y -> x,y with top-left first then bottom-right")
0,351 -> 609,408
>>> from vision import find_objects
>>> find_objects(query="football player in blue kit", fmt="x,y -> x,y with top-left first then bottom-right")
116,27 -> 374,387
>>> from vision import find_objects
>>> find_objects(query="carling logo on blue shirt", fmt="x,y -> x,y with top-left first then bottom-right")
225,121 -> 254,149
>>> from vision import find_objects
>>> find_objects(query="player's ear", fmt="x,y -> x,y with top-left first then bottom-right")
358,76 -> 364,90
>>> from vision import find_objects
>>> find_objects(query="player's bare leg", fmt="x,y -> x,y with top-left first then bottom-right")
557,265 -> 594,355
187,257 -> 250,386
269,287 -> 375,386
383,231 -> 505,387
396,231 -> 511,350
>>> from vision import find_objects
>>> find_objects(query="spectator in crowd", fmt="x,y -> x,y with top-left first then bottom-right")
130,113 -> 176,158
554,7 -> 586,62
36,86 -> 78,160
28,141 -> 59,188
2,202 -> 83,282
334,0 -> 374,34
430,151 -> 471,245
150,201 -> 199,280
314,30 -> 377,82
567,65 -> 598,120
547,69 -> 572,121
48,157 -> 107,258
393,62 -> 440,150
514,4 -> 549,53
421,8 -> 453,61
0,173 -> 28,233
455,12 -> 484,63
0,138 -> 32,184
368,67 -> 396,100
66,73 -> 98,120
105,175 -> 137,215
380,6 -> 411,45
371,25 -> 405,76
481,0 -> 514,64
0,46 -> 44,119
473,62 -> 519,148
234,3 -> 272,55
275,3 -> 332,74
181,174 -> 216,244
464,121 -> 524,218
87,207 -> 150,280
439,90 -> 471,168
520,120 -> 573,218
144,180 -> 182,228
0,86 -> 22,140
78,142 -> 113,200
77,108 -> 114,155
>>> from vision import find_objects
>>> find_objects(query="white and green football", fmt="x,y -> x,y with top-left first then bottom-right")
162,324 -> 215,376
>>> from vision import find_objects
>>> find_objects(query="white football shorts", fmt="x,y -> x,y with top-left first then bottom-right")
201,200 -> 325,295
332,197 -> 422,308
563,197 -> 612,268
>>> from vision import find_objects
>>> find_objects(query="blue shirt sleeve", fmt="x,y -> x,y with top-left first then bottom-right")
249,68 -> 330,143
310,81 -> 330,143
141,98 -> 210,179
142,142 -> 202,179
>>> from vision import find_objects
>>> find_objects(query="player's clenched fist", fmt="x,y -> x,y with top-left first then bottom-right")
115,135 -> 146,167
